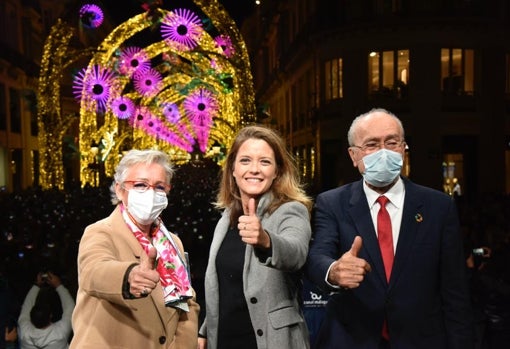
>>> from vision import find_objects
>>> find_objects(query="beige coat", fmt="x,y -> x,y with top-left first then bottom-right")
70,206 -> 199,349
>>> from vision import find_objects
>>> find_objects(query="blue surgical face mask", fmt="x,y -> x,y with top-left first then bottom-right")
362,149 -> 403,187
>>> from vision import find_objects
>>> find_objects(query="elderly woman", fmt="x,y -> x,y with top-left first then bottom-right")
70,149 -> 199,349
198,125 -> 313,349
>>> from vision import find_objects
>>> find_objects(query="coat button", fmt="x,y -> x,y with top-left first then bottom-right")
159,336 -> 166,344
256,329 -> 263,336
250,297 -> 257,304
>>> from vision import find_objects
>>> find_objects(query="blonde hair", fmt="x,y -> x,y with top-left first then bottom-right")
215,125 -> 312,224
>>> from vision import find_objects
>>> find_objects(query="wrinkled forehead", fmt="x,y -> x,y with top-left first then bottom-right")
356,113 -> 402,142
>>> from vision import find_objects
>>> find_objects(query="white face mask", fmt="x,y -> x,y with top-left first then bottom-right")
362,148 -> 403,187
127,189 -> 168,225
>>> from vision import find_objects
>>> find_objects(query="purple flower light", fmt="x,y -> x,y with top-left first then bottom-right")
161,8 -> 203,51
214,35 -> 235,58
118,47 -> 151,76
161,102 -> 181,123
183,88 -> 219,127
79,4 -> 104,29
131,106 -> 151,128
111,96 -> 135,119
144,116 -> 161,136
72,65 -> 115,112
133,67 -> 162,97
194,125 -> 212,153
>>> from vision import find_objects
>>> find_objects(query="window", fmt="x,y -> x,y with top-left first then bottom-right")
368,49 -> 409,98
294,144 -> 315,183
442,154 -> 464,197
324,58 -> 343,101
441,48 -> 474,96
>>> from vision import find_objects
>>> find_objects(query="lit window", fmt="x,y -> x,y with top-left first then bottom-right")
368,49 -> 409,99
441,48 -> 474,96
324,58 -> 343,101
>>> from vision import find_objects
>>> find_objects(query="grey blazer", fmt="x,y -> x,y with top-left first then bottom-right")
199,194 -> 311,349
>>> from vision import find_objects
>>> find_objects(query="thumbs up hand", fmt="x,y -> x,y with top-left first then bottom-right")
327,236 -> 372,289
128,247 -> 160,298
140,246 -> 157,272
238,198 -> 271,249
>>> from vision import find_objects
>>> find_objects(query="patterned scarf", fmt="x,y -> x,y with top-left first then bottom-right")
121,205 -> 193,311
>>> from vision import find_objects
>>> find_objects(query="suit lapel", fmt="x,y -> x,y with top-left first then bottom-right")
388,180 -> 423,288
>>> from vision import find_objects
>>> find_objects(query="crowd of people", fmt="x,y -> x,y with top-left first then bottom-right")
1,113 -> 509,349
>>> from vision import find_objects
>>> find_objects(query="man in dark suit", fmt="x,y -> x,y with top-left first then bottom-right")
305,108 -> 474,349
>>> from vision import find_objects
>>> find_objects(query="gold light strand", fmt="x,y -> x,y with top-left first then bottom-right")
37,19 -> 76,189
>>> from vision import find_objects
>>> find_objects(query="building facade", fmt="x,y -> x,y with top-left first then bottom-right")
0,0 -> 47,192
0,0 -> 114,192
243,0 -> 510,200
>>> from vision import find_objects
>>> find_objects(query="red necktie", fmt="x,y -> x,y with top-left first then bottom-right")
377,196 -> 394,281
377,195 -> 393,341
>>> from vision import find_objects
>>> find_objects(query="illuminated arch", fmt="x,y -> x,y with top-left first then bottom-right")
77,2 -> 256,186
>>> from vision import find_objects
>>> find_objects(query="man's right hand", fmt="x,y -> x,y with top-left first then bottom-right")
327,236 -> 372,289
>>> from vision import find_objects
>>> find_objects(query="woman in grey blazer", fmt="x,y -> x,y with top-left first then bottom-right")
198,125 -> 312,349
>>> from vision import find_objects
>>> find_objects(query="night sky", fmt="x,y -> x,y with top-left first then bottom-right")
101,0 -> 256,26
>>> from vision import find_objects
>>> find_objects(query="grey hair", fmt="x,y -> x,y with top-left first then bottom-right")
109,149 -> 174,205
347,108 -> 405,146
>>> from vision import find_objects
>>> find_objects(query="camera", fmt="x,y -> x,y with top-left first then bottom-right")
472,248 -> 485,256
40,271 -> 50,282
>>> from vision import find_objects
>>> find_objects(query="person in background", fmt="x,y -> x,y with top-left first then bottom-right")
18,271 -> 74,349
198,125 -> 313,349
305,108 -> 474,349
471,225 -> 510,348
69,149 -> 199,349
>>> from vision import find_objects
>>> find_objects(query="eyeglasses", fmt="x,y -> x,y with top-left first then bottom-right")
351,140 -> 404,152
122,180 -> 170,195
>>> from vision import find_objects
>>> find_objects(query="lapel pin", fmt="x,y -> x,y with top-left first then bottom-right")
415,213 -> 423,222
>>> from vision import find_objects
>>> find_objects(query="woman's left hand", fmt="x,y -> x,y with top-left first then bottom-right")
238,198 -> 271,249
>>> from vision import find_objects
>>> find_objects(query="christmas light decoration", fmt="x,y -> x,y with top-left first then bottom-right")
161,8 -> 203,51
73,64 -> 116,112
161,102 -> 181,123
184,88 -> 218,127
37,1 -> 257,188
79,4 -> 104,29
214,34 -> 235,58
111,96 -> 135,119
133,67 -> 163,97
118,46 -> 151,76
